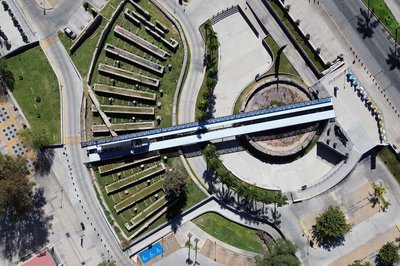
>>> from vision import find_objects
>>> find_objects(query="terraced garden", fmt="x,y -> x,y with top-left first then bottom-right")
63,0 -> 207,246
89,0 -> 184,137
95,156 -> 207,242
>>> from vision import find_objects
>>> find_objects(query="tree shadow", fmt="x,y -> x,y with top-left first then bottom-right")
386,47 -> 400,70
166,189 -> 187,233
274,45 -> 286,77
356,8 -> 379,39
0,187 -> 53,261
34,148 -> 55,176
215,185 -> 235,206
311,225 -> 346,251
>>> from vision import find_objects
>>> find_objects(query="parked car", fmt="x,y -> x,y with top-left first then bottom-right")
64,27 -> 76,40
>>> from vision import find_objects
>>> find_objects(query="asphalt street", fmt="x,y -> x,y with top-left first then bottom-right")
324,0 -> 400,109
11,1 -> 130,265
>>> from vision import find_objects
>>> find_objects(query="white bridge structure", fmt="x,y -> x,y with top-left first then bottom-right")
83,97 -> 335,162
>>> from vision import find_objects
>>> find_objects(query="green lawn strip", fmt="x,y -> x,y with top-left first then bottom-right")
129,196 -> 168,226
94,83 -> 156,101
6,45 -> 61,143
268,1 -> 325,72
98,63 -> 159,87
378,146 -> 400,183
264,35 -> 299,76
100,0 -> 122,20
100,104 -> 154,114
195,20 -> 219,120
193,212 -> 264,254
99,155 -> 161,175
105,164 -> 164,194
114,179 -> 163,213
362,0 -> 400,38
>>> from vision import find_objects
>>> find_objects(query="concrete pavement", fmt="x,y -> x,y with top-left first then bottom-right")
128,196 -> 283,257
281,154 -> 400,265
323,0 -> 400,146
212,11 -> 272,117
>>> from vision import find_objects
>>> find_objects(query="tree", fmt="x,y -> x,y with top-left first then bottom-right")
348,260 -> 372,266
19,128 -> 50,150
312,205 -> 351,247
371,182 -> 391,211
255,238 -> 300,266
163,169 -> 186,199
376,242 -> 400,266
203,20 -> 212,43
203,144 -> 217,159
0,58 -> 15,93
208,31 -> 219,61
0,154 -> 34,216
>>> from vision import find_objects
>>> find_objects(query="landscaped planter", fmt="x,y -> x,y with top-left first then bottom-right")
114,25 -> 170,60
98,63 -> 160,88
105,43 -> 164,74
94,83 -> 157,101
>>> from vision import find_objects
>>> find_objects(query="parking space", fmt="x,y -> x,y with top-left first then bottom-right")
0,0 -> 35,57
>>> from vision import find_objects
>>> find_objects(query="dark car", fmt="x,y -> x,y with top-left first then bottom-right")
64,27 -> 76,40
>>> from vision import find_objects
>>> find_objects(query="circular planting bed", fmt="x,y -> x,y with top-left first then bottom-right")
239,77 -> 319,158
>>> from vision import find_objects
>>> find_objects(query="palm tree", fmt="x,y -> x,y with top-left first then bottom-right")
204,21 -> 212,43
371,182 -> 390,211
185,233 -> 193,263
208,31 -> 219,64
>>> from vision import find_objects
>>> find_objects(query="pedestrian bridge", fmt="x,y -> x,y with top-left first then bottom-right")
83,97 -> 335,162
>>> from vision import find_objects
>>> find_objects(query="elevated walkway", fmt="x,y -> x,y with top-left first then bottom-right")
85,98 -> 335,162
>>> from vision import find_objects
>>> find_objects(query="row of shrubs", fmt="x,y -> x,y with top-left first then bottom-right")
196,21 -> 219,121
203,143 -> 287,205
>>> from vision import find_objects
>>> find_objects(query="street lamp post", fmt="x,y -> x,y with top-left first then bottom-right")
60,189 -> 64,209
194,238 -> 199,265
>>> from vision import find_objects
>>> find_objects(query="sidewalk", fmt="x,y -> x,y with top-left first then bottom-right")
282,0 -> 400,147
128,197 -> 282,257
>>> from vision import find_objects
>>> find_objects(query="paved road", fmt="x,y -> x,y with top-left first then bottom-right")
324,0 -> 400,110
11,1 -> 130,264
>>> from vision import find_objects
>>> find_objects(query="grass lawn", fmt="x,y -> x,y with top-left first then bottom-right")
192,212 -> 264,254
362,0 -> 400,38
378,146 -> 400,183
264,35 -> 299,76
6,45 -> 61,143
268,1 -> 326,72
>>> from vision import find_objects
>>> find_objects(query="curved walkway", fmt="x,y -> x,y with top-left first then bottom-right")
127,196 -> 283,256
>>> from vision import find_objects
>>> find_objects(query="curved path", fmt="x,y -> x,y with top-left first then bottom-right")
13,0 -> 130,264
42,37 -> 130,266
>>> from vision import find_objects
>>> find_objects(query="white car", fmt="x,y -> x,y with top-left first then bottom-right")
64,27 -> 76,40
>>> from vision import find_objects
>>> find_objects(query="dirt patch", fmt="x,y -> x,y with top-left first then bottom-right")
242,78 -> 318,157
340,182 -> 380,226
199,239 -> 254,266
